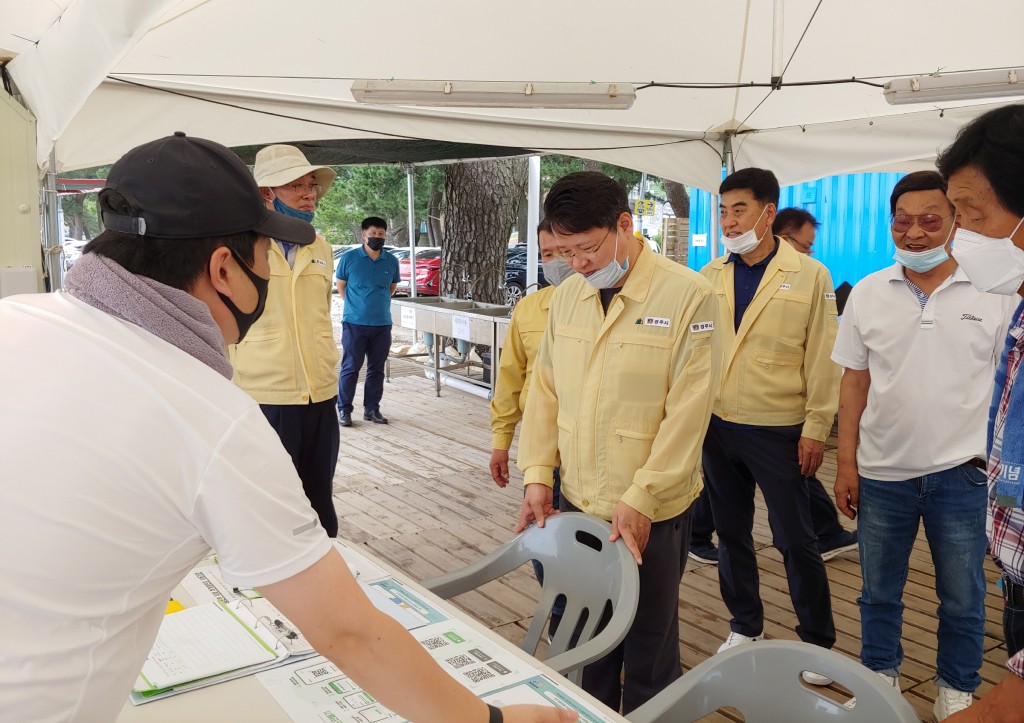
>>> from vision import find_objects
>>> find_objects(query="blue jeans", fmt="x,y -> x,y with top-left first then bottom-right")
858,464 -> 988,692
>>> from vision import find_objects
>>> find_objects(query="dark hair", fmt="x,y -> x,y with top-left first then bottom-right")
537,218 -> 552,235
719,168 -> 780,206
543,172 -> 629,234
772,207 -> 819,237
84,230 -> 258,291
361,216 -> 387,231
937,104 -> 1024,218
889,171 -> 949,215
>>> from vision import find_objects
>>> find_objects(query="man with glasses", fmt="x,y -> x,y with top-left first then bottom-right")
700,168 -> 839,680
335,217 -> 401,427
231,144 -> 341,537
516,171 -> 721,713
832,171 -> 1016,720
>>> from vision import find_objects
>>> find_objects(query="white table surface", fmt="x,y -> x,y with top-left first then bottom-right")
118,540 -> 627,723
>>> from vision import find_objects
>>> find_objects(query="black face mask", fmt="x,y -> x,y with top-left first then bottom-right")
366,238 -> 385,252
218,248 -> 269,343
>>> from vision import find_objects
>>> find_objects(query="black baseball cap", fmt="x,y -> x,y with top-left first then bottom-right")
100,131 -> 315,245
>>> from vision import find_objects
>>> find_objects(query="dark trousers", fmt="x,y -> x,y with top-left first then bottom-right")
561,497 -> 692,714
1005,582 -> 1024,658
701,422 -> 836,648
690,474 -> 848,547
338,322 -> 391,415
260,398 -> 340,538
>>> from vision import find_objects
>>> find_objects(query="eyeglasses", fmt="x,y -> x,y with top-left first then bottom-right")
558,227 -> 615,260
891,213 -> 953,233
280,182 -> 322,196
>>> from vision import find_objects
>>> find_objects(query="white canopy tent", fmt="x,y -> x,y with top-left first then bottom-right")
3,0 -> 1023,191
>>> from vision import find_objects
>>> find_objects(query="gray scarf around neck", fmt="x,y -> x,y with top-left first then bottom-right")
63,253 -> 234,379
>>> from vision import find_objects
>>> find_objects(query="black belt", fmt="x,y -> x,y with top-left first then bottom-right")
965,457 -> 987,470
1004,577 -> 1024,607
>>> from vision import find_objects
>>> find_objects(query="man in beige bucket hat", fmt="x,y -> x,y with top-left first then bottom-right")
229,144 -> 342,537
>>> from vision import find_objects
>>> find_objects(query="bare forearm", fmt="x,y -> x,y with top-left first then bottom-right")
837,370 -> 869,467
322,611 -> 489,723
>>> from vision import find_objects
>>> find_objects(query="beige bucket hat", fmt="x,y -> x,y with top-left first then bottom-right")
253,145 -> 336,200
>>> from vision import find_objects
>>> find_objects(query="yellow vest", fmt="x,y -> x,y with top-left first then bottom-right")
229,236 -> 339,405
490,285 -> 554,450
519,245 -> 722,522
700,238 -> 840,441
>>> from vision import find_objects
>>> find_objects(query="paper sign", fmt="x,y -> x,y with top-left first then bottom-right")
400,306 -> 416,328
692,233 -> 707,247
451,314 -> 471,340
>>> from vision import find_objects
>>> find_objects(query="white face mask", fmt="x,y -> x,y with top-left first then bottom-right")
893,223 -> 954,274
953,217 -> 1024,295
721,205 -> 770,255
584,229 -> 629,289
541,257 -> 573,287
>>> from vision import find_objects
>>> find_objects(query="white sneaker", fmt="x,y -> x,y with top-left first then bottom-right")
933,687 -> 973,721
717,631 -> 764,654
844,672 -> 900,709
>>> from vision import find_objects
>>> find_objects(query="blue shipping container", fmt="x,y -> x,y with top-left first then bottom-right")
687,172 -> 906,292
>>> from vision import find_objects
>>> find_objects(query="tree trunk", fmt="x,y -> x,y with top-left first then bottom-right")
441,159 -> 528,304
427,188 -> 443,246
664,180 -> 690,217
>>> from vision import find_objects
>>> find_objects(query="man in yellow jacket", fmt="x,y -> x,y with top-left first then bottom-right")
699,168 -> 840,672
230,145 -> 341,537
517,172 -> 721,713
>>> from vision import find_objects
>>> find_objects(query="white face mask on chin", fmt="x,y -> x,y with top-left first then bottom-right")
953,217 -> 1024,295
720,205 -> 770,255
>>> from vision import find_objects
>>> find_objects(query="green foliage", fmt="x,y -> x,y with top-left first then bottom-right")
539,155 -> 644,197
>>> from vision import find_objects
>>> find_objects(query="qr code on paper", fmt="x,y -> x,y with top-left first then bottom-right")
445,654 -> 476,669
420,636 -> 450,651
463,667 -> 495,684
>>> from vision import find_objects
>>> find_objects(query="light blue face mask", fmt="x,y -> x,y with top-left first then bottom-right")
893,223 -> 954,273
272,196 -> 315,224
584,229 -> 629,289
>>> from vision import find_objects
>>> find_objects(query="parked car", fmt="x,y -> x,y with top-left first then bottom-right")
504,245 -> 548,306
396,247 -> 442,296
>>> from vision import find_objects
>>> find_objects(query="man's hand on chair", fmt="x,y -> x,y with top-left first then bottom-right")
515,483 -> 557,532
610,501 -> 651,565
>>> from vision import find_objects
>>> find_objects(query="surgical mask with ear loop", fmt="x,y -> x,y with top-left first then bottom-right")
541,257 -> 573,286
721,205 -> 771,255
953,217 -> 1024,295
893,223 -> 954,273
584,229 -> 629,289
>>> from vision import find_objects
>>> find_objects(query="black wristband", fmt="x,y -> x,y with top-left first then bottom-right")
487,703 -> 503,723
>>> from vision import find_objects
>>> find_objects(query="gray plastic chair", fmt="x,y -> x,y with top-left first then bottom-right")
627,639 -> 919,723
421,512 -> 639,684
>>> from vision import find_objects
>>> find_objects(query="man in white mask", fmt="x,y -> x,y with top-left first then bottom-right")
699,168 -> 840,682
936,105 -> 1024,723
832,171 -> 1015,721
516,171 -> 721,713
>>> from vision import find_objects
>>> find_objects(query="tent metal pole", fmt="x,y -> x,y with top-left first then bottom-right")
405,164 -> 417,300
710,194 -> 720,260
772,0 -> 785,87
525,155 -> 540,294
43,148 -> 63,291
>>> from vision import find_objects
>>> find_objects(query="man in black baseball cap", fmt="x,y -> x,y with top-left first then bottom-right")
0,133 -> 576,723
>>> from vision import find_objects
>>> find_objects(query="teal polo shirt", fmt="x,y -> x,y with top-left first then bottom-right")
335,246 -> 401,326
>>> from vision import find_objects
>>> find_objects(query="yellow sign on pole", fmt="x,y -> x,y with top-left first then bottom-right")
634,199 -> 655,216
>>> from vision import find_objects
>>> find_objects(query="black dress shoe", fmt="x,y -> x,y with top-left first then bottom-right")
363,410 -> 388,424
339,412 -> 353,427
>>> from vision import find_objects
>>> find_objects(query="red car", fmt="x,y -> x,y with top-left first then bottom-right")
397,247 -> 442,296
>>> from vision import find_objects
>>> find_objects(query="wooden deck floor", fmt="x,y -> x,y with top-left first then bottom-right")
332,357 -> 1007,721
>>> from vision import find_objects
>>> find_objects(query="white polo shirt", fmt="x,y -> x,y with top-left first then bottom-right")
831,264 -> 1016,481
0,292 -> 333,723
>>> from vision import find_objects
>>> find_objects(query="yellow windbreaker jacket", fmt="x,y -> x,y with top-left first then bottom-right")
229,235 -> 339,405
700,238 -> 840,441
518,245 -> 722,523
489,285 -> 555,450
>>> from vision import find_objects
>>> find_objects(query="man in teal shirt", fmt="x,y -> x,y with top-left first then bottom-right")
335,217 -> 401,427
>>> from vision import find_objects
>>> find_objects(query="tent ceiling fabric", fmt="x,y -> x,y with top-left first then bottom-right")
3,0 -> 1024,190
231,139 -> 531,166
